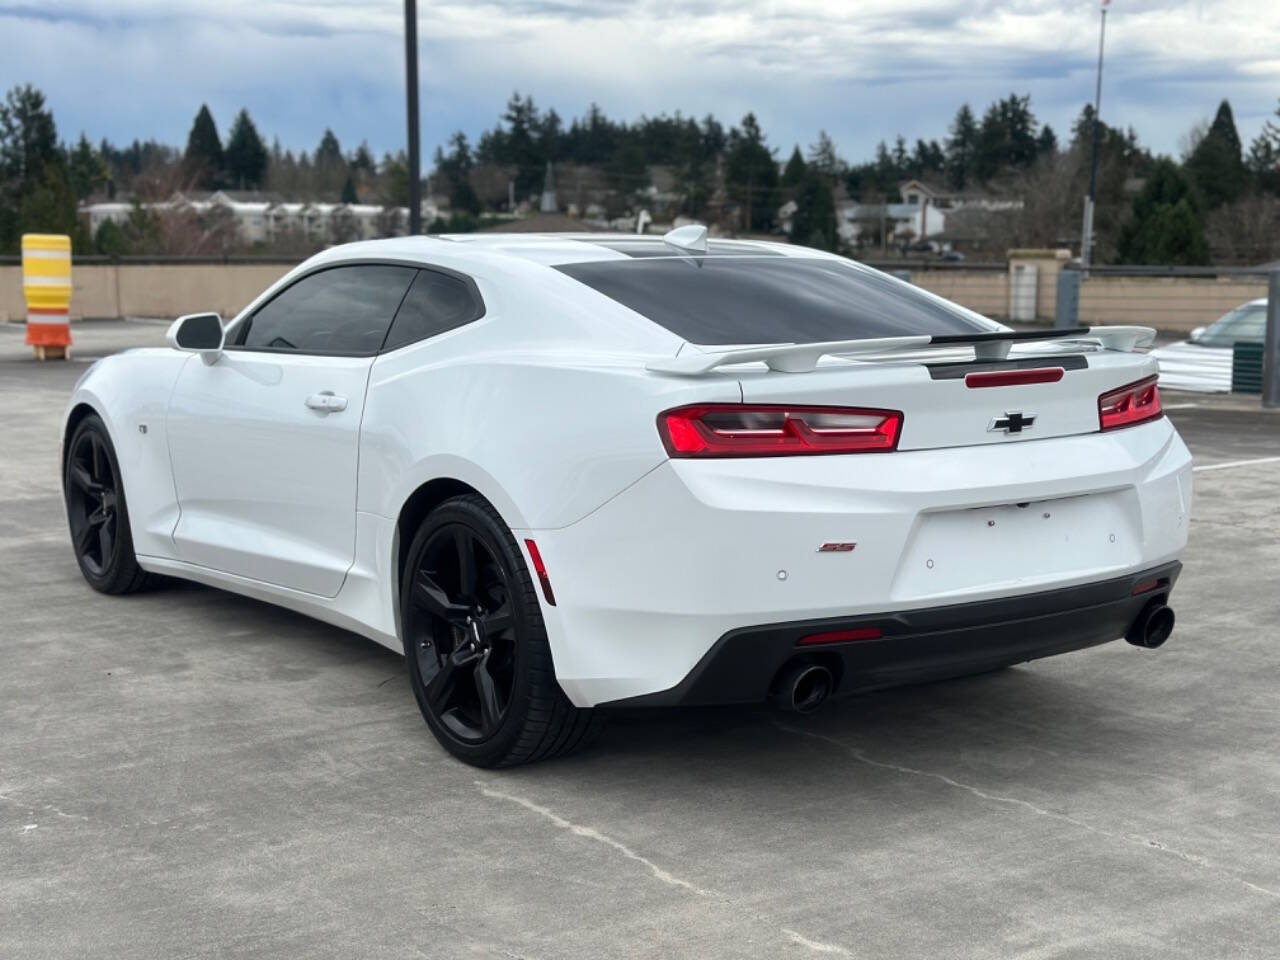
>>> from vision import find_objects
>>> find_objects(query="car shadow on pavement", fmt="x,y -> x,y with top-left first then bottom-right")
546,663 -> 1173,804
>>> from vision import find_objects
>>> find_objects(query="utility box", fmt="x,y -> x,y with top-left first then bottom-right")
1009,263 -> 1038,322
1233,342 -> 1264,395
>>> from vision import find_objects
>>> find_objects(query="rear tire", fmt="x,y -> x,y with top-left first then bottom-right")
401,495 -> 600,767
64,414 -> 153,595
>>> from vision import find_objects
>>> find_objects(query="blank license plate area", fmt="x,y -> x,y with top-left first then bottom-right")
892,491 -> 1141,601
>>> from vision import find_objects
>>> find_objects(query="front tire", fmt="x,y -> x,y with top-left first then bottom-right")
64,414 -> 153,595
401,495 -> 599,767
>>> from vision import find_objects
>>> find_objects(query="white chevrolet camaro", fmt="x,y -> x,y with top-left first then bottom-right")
63,228 -> 1191,767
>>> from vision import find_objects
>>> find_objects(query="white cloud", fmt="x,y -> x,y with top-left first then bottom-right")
4,0 -> 1279,163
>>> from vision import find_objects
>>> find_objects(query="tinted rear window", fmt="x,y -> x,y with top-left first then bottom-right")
556,257 -> 994,344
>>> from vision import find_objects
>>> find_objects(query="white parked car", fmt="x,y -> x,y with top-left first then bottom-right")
63,229 -> 1191,767
1151,299 -> 1268,393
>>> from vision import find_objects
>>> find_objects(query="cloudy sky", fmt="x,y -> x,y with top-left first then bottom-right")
4,0 -> 1280,165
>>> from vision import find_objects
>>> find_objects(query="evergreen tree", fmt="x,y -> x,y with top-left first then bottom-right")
340,174 -> 358,204
909,139 -> 945,179
182,104 -> 223,189
974,93 -> 1038,181
67,133 -> 105,200
501,92 -> 542,199
381,150 -> 410,207
0,85 -> 80,251
790,170 -> 838,251
1036,124 -> 1058,157
1246,99 -> 1280,195
782,146 -> 807,188
537,108 -> 563,163
1116,159 -> 1208,265
435,131 -> 480,215
725,113 -> 778,232
315,129 -> 344,169
1185,100 -> 1246,208
224,109 -> 268,189
891,135 -> 909,174
350,141 -> 375,174
19,163 -> 80,244
0,84 -> 60,184
946,104 -> 978,189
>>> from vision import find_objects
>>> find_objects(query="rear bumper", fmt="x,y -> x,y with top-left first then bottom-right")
530,417 -> 1192,708
606,562 -> 1181,707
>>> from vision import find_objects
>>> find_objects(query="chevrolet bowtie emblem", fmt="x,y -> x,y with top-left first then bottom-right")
989,411 -> 1036,434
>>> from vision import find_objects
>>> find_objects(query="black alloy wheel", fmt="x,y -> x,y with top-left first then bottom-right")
67,427 -> 120,577
64,415 -> 152,594
402,495 -> 599,767
408,523 -> 517,743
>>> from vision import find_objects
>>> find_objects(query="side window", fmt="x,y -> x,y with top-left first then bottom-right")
239,265 -> 416,355
1237,308 -> 1267,340
381,268 -> 484,352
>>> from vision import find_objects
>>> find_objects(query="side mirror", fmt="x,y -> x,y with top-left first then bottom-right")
1189,326 -> 1206,343
167,313 -> 224,365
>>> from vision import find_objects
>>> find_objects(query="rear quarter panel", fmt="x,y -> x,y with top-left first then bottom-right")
360,334 -> 740,530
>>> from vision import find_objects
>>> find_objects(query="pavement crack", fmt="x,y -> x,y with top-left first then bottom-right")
774,722 -> 1280,903
475,781 -> 711,896
783,928 -> 855,956
475,781 -> 855,956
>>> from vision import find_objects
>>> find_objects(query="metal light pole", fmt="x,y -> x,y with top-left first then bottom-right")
1080,0 -> 1108,269
404,0 -> 422,235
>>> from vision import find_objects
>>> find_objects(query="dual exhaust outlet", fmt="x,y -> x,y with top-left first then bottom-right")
773,598 -> 1176,714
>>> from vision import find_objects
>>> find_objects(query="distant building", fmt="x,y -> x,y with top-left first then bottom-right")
79,190 -> 442,247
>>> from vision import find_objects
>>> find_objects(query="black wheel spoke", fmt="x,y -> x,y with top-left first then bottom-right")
413,570 -> 469,623
73,520 -> 96,555
69,462 -> 98,494
98,520 -> 114,563
423,650 -> 460,711
90,433 -> 104,482
474,653 -> 502,734
455,529 -> 477,599
481,604 -> 513,637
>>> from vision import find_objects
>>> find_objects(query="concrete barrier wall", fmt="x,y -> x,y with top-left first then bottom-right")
910,271 -> 1009,319
1077,277 -> 1268,333
1,261 -> 295,322
0,260 -> 1267,332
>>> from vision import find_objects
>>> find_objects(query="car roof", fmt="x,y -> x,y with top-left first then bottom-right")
305,232 -> 826,270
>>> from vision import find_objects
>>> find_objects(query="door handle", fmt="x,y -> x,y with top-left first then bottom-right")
305,391 -> 348,413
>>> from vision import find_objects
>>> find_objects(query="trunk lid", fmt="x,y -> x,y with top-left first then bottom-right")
733,350 -> 1159,451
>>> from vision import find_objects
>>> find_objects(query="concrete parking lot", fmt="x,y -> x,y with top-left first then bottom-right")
3,320 -> 1279,959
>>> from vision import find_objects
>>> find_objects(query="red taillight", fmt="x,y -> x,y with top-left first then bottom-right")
658,404 -> 903,458
965,367 -> 1065,388
797,627 -> 883,646
523,539 -> 556,606
1131,578 -> 1164,596
1099,375 -> 1162,432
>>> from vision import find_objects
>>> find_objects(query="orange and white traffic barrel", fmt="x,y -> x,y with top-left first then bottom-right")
22,233 -> 74,360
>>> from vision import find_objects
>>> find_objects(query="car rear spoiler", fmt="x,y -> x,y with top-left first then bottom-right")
645,326 -> 1157,376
